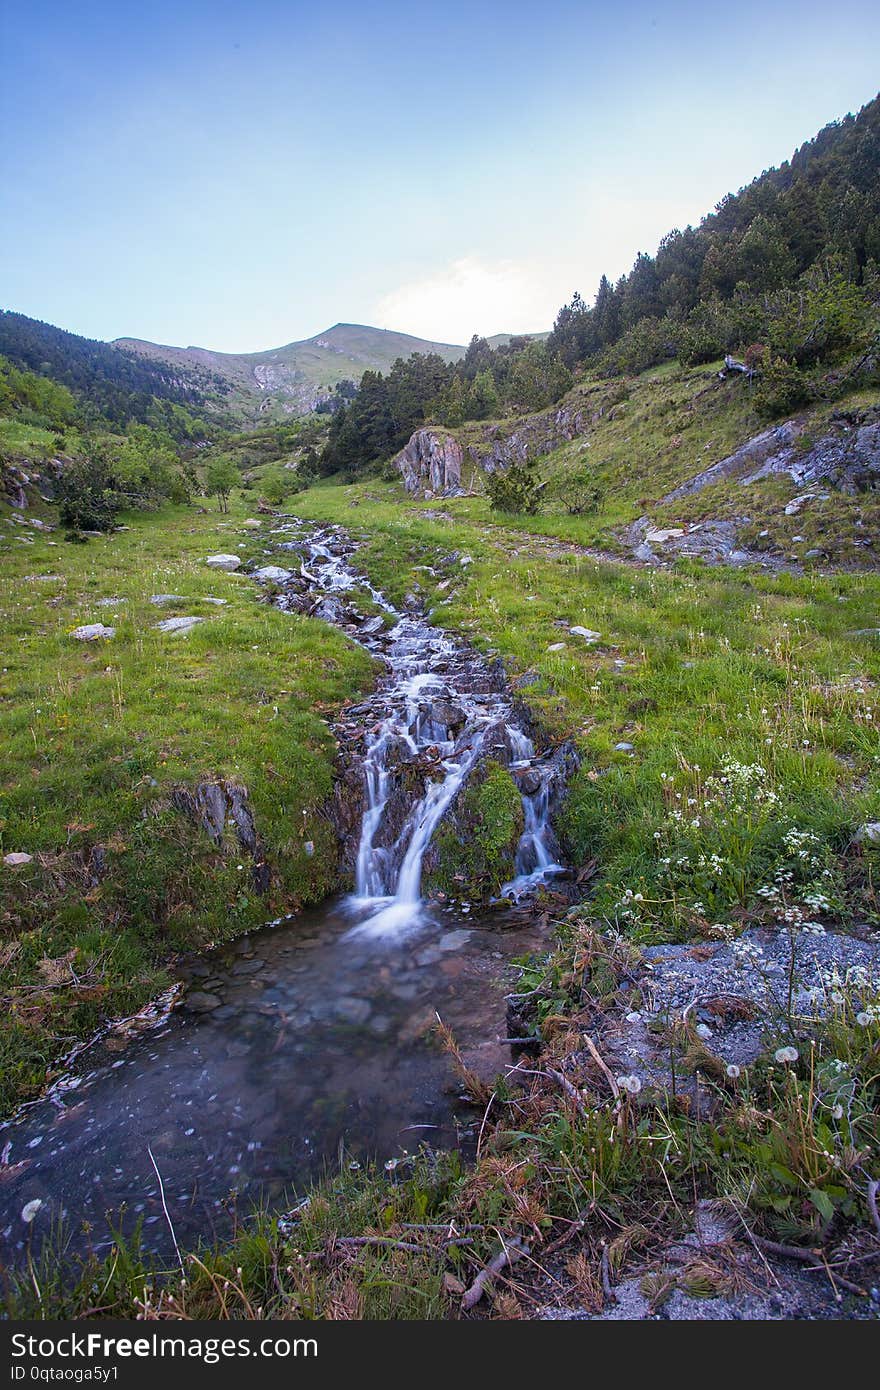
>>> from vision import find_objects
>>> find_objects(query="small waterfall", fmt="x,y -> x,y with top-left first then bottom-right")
271,520 -> 565,931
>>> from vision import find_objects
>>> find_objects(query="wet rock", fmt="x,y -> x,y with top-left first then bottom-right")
436,929 -> 472,952
311,596 -> 347,624
231,958 -> 265,975
185,991 -> 222,1013
333,997 -> 372,1025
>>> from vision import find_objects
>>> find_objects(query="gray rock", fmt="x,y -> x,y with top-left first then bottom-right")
3,852 -> 33,867
201,597 -> 228,606
71,623 -> 114,641
153,616 -> 204,634
393,429 -> 463,496
252,566 -> 293,583
570,626 -> 601,642
334,996 -> 371,1025
615,742 -> 635,752
149,594 -> 186,606
185,991 -> 222,1013
205,554 -> 241,571
855,822 -> 880,846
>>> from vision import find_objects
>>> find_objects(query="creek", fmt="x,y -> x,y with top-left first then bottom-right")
0,522 -> 571,1265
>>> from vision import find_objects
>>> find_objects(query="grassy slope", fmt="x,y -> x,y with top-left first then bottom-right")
453,362 -> 880,563
0,492 -> 375,1110
295,478 -> 879,929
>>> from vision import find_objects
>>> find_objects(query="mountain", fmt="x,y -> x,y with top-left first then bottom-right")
0,310 -> 226,429
113,322 -> 471,420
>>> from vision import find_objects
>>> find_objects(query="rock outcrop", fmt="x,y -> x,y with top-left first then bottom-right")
465,401 -> 590,474
172,780 -> 269,892
394,429 -> 463,495
661,406 -> 880,504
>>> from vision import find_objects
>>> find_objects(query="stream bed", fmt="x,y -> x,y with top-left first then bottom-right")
0,519 -> 572,1269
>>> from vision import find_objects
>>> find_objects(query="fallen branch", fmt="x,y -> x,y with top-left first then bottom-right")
752,1235 -> 866,1298
546,1068 -> 591,1122
582,1036 -> 620,1099
461,1238 -> 528,1311
601,1245 -> 616,1303
334,1234 -> 474,1255
867,1179 -> 880,1238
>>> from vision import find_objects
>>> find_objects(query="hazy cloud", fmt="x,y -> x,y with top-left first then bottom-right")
373,256 -> 556,343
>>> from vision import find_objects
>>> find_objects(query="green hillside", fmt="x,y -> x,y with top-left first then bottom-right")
114,321 -> 471,421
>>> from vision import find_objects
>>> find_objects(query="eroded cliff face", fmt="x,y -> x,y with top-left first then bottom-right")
393,429 -> 463,495
465,401 -> 591,474
660,406 -> 880,503
394,401 -> 594,496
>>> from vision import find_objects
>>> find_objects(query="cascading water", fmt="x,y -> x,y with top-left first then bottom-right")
0,517 -> 572,1269
273,520 -> 565,930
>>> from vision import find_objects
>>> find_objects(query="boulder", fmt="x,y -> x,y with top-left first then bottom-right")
393,429 -> 463,495
205,554 -> 241,571
855,822 -> 880,846
154,615 -> 204,635
252,566 -> 293,583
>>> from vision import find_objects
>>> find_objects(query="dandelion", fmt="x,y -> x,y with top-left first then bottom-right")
774,1046 -> 799,1064
616,1075 -> 642,1095
856,1011 -> 873,1026
726,1064 -> 741,1079
831,1104 -> 844,1120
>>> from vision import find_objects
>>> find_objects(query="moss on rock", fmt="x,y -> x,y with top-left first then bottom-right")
424,760 -> 523,900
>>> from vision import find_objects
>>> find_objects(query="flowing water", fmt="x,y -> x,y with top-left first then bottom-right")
0,521 -> 569,1267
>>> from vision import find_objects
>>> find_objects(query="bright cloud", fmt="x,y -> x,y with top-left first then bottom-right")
373,256 -> 558,344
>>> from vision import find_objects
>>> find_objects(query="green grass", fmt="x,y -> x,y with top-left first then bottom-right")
0,494 -> 374,1110
294,475 -> 880,941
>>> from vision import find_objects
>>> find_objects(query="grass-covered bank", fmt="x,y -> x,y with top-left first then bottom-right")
0,497 -> 375,1111
294,479 -> 880,938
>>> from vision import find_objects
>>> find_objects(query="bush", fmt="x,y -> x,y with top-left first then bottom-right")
57,448 -> 119,531
485,460 -> 545,515
754,356 -> 814,419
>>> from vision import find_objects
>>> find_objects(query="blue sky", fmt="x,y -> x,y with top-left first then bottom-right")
2,0 -> 879,350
